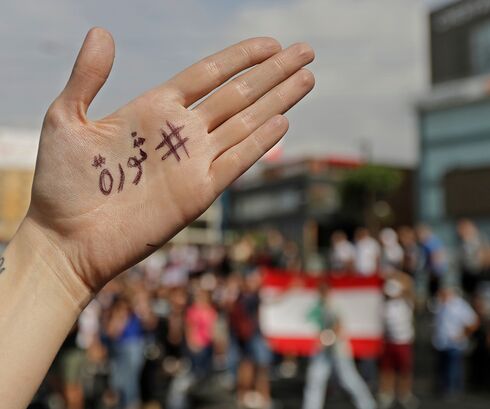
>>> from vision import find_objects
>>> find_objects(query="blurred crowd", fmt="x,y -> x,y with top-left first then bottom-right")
30,233 -> 296,409
27,219 -> 490,409
326,220 -> 490,408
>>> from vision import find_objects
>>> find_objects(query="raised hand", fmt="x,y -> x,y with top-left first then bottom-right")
26,27 -> 315,293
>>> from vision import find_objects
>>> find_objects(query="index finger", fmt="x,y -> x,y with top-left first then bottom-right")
166,37 -> 282,107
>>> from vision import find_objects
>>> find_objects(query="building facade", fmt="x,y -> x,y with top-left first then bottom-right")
226,158 -> 413,268
419,0 -> 490,245
0,128 -> 38,242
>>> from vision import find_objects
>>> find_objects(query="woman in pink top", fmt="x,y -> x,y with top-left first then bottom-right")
186,287 -> 218,377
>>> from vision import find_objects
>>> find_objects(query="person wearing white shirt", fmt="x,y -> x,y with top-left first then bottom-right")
433,286 -> 479,396
329,230 -> 355,272
354,228 -> 381,276
379,228 -> 404,275
379,274 -> 418,409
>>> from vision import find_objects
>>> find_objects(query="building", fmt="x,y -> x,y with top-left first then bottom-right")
418,0 -> 490,245
172,203 -> 222,245
0,128 -> 38,242
226,159 -> 352,260
226,158 -> 413,267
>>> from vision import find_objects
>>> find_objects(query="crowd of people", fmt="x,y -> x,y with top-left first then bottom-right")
26,220 -> 490,409
328,220 -> 490,407
30,232 -> 297,409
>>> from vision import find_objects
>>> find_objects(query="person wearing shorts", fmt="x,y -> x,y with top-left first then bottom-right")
379,274 -> 418,409
380,343 -> 413,381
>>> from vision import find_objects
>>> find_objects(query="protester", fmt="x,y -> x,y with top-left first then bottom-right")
457,219 -> 488,296
432,286 -> 479,397
302,285 -> 376,409
157,287 -> 190,409
58,324 -> 86,409
104,296 -> 148,409
229,271 -> 272,408
467,288 -> 490,392
282,240 -> 303,271
17,223 -> 490,409
379,273 -> 418,409
397,226 -> 421,278
354,227 -> 381,276
185,284 -> 218,378
329,230 -> 356,272
379,228 -> 404,276
263,229 -> 287,268
416,225 -> 449,297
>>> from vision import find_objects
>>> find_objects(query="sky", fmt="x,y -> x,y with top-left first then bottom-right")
0,0 -> 443,166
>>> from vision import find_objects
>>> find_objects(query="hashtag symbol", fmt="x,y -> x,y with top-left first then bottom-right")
155,121 -> 189,162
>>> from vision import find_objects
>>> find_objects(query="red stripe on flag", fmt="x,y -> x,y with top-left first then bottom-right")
350,338 -> 383,359
261,268 -> 383,290
267,337 -> 320,356
266,336 -> 383,359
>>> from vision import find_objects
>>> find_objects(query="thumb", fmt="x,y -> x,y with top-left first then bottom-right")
59,27 -> 115,118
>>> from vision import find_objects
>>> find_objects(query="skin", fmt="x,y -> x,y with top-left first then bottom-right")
0,27 -> 315,409
27,27 -> 314,292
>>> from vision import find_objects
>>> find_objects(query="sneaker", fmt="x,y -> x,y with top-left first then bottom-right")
278,360 -> 298,378
378,393 -> 395,409
243,391 -> 268,409
399,394 -> 420,409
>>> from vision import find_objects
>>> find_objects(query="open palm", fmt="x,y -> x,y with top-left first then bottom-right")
26,28 -> 315,291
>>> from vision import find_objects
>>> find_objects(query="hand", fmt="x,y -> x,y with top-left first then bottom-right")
24,27 -> 315,294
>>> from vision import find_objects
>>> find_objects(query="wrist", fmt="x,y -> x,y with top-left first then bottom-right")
0,218 -> 92,408
4,217 -> 93,312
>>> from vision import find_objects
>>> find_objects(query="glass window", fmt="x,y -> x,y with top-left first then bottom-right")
471,21 -> 490,75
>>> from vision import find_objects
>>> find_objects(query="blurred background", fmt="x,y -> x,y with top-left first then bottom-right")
2,0 -> 490,408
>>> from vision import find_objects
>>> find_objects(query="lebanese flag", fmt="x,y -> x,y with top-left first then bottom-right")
259,268 -> 384,359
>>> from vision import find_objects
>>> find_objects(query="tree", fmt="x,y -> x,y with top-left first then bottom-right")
339,165 -> 403,231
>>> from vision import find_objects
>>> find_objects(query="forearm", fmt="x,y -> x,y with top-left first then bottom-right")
0,219 -> 92,409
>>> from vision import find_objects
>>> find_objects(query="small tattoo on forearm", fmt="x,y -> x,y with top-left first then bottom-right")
0,257 -> 5,274
91,122 -> 189,195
